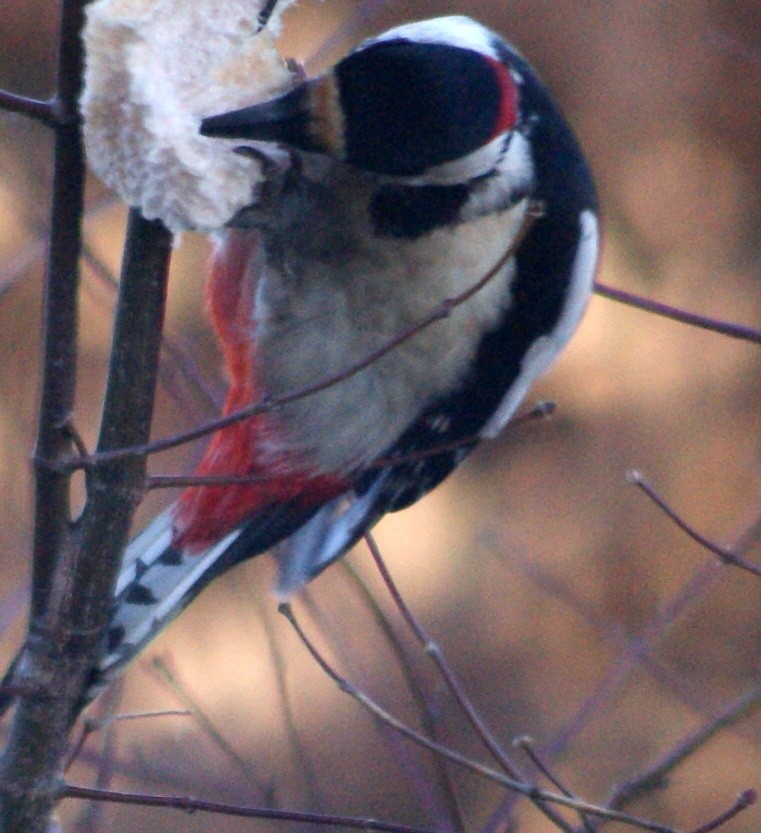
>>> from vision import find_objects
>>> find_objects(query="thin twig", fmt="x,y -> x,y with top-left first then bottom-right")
59,203 -> 543,471
371,399 -> 554,468
364,535 -> 516,769
499,543 -> 760,774
513,736 -> 597,833
539,559 -> 721,762
480,506 -> 759,833
298,590 -> 458,828
65,708 -> 190,773
249,589 -> 323,811
82,242 -> 223,414
607,682 -> 761,811
74,682 -> 122,833
688,791 -> 756,833
146,472 -> 273,489
148,656 -> 266,792
0,237 -> 46,296
0,90 -> 64,127
62,783 -> 443,833
544,505 -> 761,762
103,709 -> 192,723
364,534 -> 574,832
628,471 -> 761,578
278,603 -> 680,833
594,283 -> 761,345
341,561 -> 466,829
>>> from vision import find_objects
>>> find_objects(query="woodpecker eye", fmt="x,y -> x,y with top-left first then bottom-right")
336,40 -> 518,178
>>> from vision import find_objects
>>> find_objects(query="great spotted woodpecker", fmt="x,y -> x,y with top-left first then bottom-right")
95,15 -> 598,694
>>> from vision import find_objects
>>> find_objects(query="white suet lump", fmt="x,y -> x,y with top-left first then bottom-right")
81,0 -> 297,231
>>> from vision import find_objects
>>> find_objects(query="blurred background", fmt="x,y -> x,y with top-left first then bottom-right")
1,1 -> 760,831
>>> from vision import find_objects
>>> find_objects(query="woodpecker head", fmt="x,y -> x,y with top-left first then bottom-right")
201,16 -> 521,186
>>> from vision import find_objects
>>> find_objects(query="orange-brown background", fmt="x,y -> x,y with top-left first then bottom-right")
0,2 -> 760,831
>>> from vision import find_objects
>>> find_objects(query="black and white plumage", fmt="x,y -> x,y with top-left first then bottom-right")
87,15 -> 599,697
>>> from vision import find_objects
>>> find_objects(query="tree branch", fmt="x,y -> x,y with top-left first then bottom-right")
687,791 -> 756,833
27,0 -> 88,628
0,211 -> 172,833
364,533 -> 576,833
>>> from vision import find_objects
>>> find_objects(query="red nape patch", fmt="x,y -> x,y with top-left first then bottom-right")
486,56 -> 518,139
172,230 -> 346,551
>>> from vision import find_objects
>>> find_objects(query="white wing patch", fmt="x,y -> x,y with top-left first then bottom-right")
481,209 -> 599,438
273,478 -> 387,599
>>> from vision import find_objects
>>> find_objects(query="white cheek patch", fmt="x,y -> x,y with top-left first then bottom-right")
459,132 -> 534,221
400,130 -> 533,201
481,209 -> 599,438
498,131 -> 534,195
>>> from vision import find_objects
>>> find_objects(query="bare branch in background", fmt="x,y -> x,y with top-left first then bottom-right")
608,683 -> 761,811
687,791 -> 756,833
62,783 -> 444,833
278,601 -> 720,833
512,736 -> 597,833
628,471 -> 761,578
147,656 -> 268,794
594,282 -> 761,345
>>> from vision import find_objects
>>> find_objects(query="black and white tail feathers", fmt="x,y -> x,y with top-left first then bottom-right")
94,506 -> 243,695
0,461 -> 441,714
90,476 -> 393,698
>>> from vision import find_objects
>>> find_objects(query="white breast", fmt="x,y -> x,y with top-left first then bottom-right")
253,166 -> 529,473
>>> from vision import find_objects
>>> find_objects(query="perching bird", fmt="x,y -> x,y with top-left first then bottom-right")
95,14 -> 599,695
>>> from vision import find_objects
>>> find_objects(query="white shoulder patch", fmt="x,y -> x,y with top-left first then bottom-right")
481,209 -> 599,438
366,16 -> 499,60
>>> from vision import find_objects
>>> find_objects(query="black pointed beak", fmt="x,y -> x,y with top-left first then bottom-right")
200,84 -> 317,150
